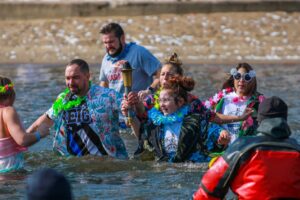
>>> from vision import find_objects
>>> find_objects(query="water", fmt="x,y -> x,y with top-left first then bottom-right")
0,63 -> 299,199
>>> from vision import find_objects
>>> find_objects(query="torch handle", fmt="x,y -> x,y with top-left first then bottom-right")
125,86 -> 134,126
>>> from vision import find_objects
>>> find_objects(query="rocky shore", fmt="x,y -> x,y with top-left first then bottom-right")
0,1 -> 299,64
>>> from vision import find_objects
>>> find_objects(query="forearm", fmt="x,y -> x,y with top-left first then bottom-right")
213,113 -> 243,124
26,114 -> 53,133
129,116 -> 141,139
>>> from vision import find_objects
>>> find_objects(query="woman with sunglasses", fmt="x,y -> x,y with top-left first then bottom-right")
122,55 -> 254,161
204,63 -> 265,144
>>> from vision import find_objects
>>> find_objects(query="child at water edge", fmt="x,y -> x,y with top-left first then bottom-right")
126,75 -> 230,162
0,76 -> 49,173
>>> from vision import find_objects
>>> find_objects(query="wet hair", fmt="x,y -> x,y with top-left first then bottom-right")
67,59 -> 89,74
0,76 -> 15,103
163,75 -> 195,104
222,62 -> 257,96
100,22 -> 124,39
164,53 -> 184,76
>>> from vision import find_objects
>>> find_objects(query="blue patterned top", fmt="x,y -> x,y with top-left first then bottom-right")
47,84 -> 128,159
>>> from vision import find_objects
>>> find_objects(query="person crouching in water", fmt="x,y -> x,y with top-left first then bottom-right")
0,76 -> 49,173
124,75 -> 230,162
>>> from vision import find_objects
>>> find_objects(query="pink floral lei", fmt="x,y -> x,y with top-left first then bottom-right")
204,87 -> 234,109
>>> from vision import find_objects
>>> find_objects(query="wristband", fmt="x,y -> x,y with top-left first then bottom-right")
35,132 -> 41,141
147,86 -> 155,94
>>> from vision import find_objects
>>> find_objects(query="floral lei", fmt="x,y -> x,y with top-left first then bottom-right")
0,83 -> 14,93
148,105 -> 189,126
52,81 -> 91,117
153,88 -> 161,110
106,42 -> 135,63
204,87 -> 265,136
203,87 -> 234,109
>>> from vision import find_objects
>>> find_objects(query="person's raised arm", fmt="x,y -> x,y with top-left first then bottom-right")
212,108 -> 254,124
5,107 -> 50,147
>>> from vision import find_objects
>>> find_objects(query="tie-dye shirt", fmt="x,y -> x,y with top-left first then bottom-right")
47,84 -> 128,159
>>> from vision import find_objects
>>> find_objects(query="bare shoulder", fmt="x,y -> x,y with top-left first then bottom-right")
2,106 -> 18,119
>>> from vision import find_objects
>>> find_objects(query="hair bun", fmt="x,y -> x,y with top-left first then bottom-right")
166,53 -> 182,67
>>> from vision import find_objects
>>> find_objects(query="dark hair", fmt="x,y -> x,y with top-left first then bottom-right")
164,75 -> 195,104
100,22 -> 124,38
68,59 -> 89,74
26,168 -> 73,200
164,53 -> 184,76
222,62 -> 257,96
0,76 -> 15,103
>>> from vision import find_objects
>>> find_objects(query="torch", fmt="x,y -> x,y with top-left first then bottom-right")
121,61 -> 134,125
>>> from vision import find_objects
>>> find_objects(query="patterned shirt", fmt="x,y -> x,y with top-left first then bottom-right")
47,84 -> 128,159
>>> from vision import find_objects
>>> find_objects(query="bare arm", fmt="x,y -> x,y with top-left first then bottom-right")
26,113 -> 54,134
130,116 -> 141,138
212,108 -> 254,124
100,81 -> 109,88
5,107 -> 50,147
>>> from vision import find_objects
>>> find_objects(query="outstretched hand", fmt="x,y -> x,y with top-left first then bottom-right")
240,108 -> 254,121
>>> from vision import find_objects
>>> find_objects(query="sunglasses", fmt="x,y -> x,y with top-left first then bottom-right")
230,68 -> 256,82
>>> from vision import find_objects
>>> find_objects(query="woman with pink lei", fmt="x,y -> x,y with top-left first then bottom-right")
0,76 -> 49,173
204,63 -> 265,144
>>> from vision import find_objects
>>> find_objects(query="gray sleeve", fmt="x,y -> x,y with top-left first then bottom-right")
99,59 -> 108,82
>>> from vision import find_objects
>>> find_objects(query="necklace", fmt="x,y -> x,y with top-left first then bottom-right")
148,105 -> 189,126
52,81 -> 91,116
204,87 -> 234,109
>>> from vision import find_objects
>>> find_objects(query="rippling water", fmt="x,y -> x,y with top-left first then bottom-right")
0,63 -> 299,199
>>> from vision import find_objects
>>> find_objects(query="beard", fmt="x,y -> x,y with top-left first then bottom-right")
107,40 -> 123,57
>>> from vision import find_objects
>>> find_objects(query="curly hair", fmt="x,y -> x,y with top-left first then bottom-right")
163,75 -> 195,104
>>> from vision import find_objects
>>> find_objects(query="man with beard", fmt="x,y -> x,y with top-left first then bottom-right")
99,22 -> 161,94
27,59 -> 128,159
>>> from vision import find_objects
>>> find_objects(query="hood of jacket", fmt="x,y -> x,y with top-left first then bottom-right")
257,117 -> 291,139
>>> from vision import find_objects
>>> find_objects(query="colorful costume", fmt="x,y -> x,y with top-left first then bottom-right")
136,105 -> 222,162
47,84 -> 128,159
99,42 -> 161,94
193,117 -> 300,199
204,88 -> 265,143
0,137 -> 27,173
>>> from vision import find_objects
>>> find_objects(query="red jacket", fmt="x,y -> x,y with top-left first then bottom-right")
193,118 -> 300,200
